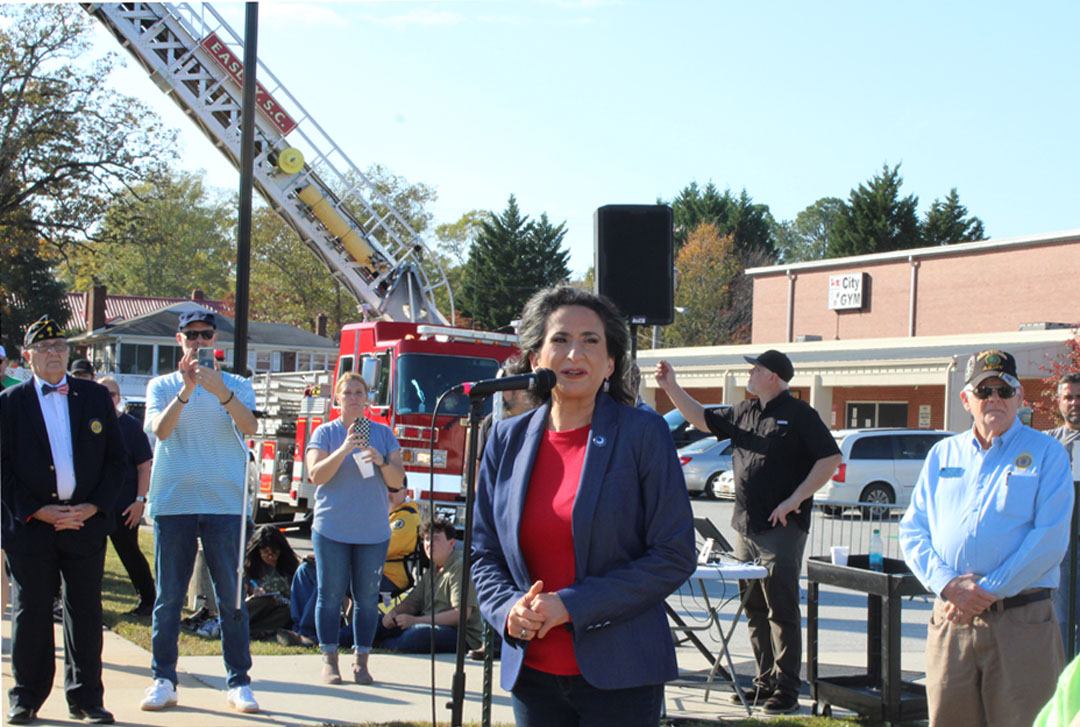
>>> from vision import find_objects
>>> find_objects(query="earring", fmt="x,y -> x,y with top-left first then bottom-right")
603,377 -> 610,392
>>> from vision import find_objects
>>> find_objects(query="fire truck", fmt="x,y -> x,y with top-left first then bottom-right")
250,322 -> 517,523
86,3 -> 519,521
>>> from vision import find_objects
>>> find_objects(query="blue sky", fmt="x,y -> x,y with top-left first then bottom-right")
90,1 -> 1079,277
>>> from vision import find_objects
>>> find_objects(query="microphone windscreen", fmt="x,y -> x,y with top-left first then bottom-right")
533,368 -> 557,394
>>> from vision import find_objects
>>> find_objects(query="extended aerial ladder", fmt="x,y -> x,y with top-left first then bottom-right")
84,2 -> 453,324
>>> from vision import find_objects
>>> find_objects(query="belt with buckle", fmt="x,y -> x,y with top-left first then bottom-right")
987,588 -> 1051,612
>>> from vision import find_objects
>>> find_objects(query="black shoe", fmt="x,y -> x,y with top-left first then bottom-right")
729,683 -> 774,705
68,705 -> 115,724
762,692 -> 800,715
6,705 -> 37,725
126,601 -> 154,617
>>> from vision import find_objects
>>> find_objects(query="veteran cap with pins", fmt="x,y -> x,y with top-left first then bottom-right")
24,315 -> 65,348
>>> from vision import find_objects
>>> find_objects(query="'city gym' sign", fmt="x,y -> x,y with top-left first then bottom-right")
828,272 -> 866,310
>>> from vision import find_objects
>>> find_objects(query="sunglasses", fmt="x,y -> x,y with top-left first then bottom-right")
182,329 -> 216,340
970,384 -> 1017,400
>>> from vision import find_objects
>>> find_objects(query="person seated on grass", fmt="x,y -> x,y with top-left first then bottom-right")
244,525 -> 301,639
382,482 -> 422,595
277,558 -> 354,648
373,518 -> 482,653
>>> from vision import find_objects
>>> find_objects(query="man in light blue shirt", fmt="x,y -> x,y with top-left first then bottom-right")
139,310 -> 261,715
900,349 -> 1074,727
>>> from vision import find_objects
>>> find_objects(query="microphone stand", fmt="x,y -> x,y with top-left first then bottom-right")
448,392 -> 486,727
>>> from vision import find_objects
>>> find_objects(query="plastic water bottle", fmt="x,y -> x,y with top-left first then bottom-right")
869,529 -> 884,572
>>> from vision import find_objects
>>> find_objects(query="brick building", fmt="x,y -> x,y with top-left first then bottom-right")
638,229 -> 1079,432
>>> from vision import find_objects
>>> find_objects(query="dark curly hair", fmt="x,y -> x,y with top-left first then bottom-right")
509,285 -> 634,407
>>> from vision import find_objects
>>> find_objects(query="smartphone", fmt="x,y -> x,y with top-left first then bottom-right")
197,347 -> 216,368
352,417 -> 370,447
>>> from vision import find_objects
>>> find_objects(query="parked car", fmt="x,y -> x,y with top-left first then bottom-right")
816,428 -> 953,515
664,404 -> 731,449
678,437 -> 734,499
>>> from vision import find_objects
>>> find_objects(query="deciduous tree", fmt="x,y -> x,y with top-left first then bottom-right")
663,223 -> 750,347
62,169 -> 234,299
0,4 -> 175,252
775,197 -> 844,263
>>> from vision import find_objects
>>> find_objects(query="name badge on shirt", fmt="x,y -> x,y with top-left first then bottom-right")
940,467 -> 964,477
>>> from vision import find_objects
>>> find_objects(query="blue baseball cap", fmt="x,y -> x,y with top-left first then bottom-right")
177,310 -> 216,330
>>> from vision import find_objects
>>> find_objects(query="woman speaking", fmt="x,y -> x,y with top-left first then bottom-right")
471,286 -> 696,727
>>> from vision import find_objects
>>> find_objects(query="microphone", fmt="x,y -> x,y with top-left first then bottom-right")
454,368 -> 557,398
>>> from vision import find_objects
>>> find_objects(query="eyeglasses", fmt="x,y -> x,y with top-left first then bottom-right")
970,384 -> 1017,400
182,329 -> 216,340
29,341 -> 68,353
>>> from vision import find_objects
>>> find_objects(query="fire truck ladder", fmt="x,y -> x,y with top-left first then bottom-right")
84,2 -> 453,324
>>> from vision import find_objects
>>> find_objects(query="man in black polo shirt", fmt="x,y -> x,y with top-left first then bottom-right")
656,350 -> 841,715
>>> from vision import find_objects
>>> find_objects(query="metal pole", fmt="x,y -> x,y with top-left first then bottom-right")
449,395 -> 485,726
233,1 -> 258,375
1067,474 -> 1078,661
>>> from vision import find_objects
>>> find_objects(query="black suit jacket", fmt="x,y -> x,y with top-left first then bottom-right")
0,377 -> 125,553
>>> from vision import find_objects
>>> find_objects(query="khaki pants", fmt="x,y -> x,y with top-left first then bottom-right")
926,596 -> 1064,727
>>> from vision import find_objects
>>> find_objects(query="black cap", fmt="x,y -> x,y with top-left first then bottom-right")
24,315 -> 65,348
965,349 -> 1020,388
744,349 -> 794,383
70,359 -> 93,376
177,310 -> 216,330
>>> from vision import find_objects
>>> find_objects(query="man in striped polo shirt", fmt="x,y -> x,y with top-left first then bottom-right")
139,310 -> 261,715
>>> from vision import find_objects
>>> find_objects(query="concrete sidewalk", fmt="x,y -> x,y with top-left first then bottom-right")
1,620 -> 774,726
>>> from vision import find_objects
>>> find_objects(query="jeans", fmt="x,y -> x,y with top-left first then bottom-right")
311,529 -> 388,654
510,665 -> 664,727
289,560 -> 352,646
151,515 -> 251,688
1053,543 -> 1080,653
374,619 -> 458,653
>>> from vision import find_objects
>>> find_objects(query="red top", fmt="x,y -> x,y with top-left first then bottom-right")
519,424 -> 589,675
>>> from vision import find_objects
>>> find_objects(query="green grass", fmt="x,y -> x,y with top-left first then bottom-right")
102,528 -> 311,656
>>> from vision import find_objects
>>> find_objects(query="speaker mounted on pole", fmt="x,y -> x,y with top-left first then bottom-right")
594,204 -> 674,325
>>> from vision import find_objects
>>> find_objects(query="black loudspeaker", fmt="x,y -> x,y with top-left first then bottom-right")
594,204 -> 674,325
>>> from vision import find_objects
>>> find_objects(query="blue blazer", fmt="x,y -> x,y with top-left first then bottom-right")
0,378 -> 125,553
471,393 -> 696,691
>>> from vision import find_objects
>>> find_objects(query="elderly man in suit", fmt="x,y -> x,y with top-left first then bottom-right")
0,316 -> 125,725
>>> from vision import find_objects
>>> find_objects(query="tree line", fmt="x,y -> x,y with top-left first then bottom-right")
1,4 -> 988,355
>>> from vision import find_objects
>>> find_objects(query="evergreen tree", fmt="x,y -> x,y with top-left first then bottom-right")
458,196 -> 571,330
664,182 -> 775,257
830,164 -> 920,257
921,188 -> 986,246
1,213 -> 70,355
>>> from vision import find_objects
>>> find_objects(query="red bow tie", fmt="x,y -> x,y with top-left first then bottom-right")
42,382 -> 69,396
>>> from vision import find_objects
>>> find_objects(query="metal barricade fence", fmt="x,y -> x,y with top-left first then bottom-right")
806,501 -> 909,567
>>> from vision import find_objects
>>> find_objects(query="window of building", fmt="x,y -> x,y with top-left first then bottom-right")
846,402 -> 908,429
157,345 -> 183,374
118,343 -> 154,375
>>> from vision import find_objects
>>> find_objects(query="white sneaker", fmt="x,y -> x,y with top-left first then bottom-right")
140,678 -> 178,710
227,685 -> 259,713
